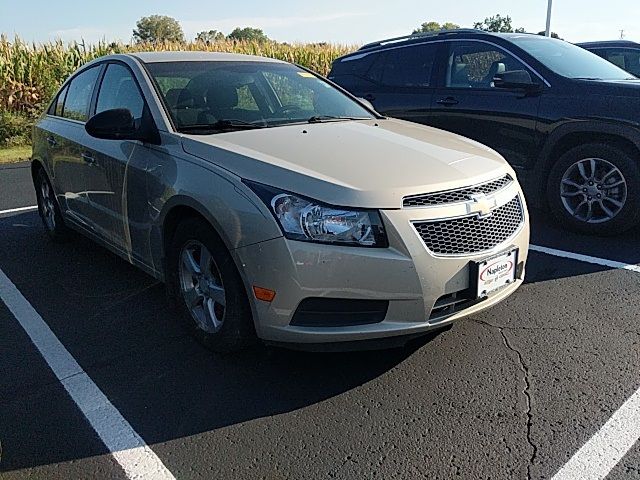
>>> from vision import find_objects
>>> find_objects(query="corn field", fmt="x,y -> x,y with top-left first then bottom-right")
0,35 -> 357,146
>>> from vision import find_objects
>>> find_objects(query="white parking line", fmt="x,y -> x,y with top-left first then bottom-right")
529,244 -> 640,479
0,205 -> 38,215
530,244 -> 640,274
552,389 -> 640,480
0,268 -> 175,480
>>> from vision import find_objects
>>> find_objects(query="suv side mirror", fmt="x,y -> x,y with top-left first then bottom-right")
493,70 -> 540,92
85,108 -> 160,143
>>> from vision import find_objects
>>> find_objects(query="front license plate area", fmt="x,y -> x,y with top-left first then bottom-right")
473,248 -> 518,298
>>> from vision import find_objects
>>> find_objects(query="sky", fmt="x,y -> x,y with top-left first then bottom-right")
1,0 -> 638,45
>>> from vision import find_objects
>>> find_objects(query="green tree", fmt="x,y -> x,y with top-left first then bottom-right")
473,14 -> 524,33
227,27 -> 269,42
195,30 -> 225,43
412,21 -> 460,34
133,15 -> 185,43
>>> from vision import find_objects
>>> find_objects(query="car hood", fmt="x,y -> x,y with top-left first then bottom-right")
181,118 -> 513,209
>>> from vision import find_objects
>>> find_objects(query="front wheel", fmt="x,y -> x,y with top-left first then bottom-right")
547,143 -> 640,235
168,218 -> 256,352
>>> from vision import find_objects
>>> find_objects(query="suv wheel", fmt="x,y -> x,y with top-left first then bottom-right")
34,167 -> 70,241
547,143 -> 640,235
168,218 -> 256,352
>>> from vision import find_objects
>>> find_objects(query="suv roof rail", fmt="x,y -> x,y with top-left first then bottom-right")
358,28 -> 484,51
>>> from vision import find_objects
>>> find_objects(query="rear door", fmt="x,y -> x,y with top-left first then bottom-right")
45,65 -> 102,225
430,40 -> 543,169
82,62 -> 149,255
349,42 -> 440,125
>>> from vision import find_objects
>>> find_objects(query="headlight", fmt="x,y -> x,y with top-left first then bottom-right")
245,181 -> 388,247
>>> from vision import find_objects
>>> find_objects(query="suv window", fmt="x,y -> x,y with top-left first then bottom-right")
368,44 -> 437,87
601,48 -> 640,76
446,42 -> 528,89
96,63 -> 145,118
63,66 -> 100,122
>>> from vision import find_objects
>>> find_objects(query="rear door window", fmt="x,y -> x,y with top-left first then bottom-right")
63,66 -> 101,122
369,44 -> 437,87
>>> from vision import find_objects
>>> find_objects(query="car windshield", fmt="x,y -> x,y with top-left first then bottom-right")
146,60 -> 375,133
509,35 -> 634,80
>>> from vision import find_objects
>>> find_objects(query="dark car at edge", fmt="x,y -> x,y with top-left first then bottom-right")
577,40 -> 640,77
329,30 -> 640,234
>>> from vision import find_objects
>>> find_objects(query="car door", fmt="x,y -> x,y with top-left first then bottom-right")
430,40 -> 543,169
82,62 -> 149,256
356,42 -> 439,125
47,65 -> 102,226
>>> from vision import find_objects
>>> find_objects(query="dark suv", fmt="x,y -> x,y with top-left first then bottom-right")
329,30 -> 640,234
577,40 -> 640,77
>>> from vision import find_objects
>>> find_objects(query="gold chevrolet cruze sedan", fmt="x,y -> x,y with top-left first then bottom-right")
32,52 -> 530,351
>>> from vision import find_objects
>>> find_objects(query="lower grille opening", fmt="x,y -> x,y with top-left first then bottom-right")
429,289 -> 481,322
291,298 -> 389,327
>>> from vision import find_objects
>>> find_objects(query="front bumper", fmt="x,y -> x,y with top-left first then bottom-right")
233,183 -> 529,345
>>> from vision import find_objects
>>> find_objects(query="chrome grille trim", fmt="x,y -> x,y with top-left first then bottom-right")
412,195 -> 524,256
403,174 -> 513,208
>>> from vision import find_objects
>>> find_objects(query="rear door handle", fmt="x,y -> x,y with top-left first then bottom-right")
363,93 -> 376,101
436,97 -> 459,106
81,152 -> 95,165
46,136 -> 57,147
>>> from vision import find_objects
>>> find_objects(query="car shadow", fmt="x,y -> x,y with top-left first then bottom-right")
0,211 -> 443,471
0,208 -> 636,472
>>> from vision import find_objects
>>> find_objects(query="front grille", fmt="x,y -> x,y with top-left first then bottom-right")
413,196 -> 524,255
403,175 -> 512,207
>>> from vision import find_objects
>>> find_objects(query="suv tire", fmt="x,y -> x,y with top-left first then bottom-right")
547,143 -> 640,235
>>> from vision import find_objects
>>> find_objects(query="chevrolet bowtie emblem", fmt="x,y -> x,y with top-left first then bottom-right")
469,193 -> 497,218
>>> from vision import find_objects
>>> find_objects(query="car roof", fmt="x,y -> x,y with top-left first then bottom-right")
576,40 -> 640,48
128,51 -> 287,64
350,30 -> 552,57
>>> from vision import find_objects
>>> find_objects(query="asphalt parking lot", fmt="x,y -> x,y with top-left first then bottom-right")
0,161 -> 639,480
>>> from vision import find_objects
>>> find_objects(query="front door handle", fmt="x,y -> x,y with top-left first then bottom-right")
46,136 -> 57,147
81,152 -> 95,165
436,97 -> 460,106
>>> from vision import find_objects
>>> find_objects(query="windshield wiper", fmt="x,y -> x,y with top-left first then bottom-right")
307,115 -> 371,123
179,119 -> 267,133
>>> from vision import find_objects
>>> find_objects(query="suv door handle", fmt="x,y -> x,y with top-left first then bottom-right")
81,152 -> 95,165
436,97 -> 459,106
46,136 -> 57,147
363,94 -> 376,101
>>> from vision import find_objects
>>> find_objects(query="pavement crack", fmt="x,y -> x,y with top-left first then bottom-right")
474,319 -> 538,480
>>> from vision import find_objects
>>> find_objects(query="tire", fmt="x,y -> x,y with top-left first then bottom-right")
546,143 -> 640,235
168,217 -> 256,352
34,167 -> 70,241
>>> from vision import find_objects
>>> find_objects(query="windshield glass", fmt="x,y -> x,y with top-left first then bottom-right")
146,60 -> 374,132
509,36 -> 634,80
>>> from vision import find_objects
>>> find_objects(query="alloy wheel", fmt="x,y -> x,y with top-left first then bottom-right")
560,157 -> 627,223
39,174 -> 57,231
178,240 -> 226,334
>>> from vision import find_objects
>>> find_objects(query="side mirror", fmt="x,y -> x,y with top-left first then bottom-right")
493,70 -> 541,92
85,108 -> 146,141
